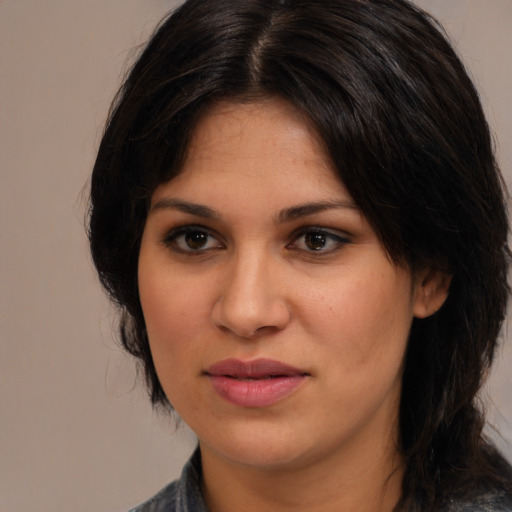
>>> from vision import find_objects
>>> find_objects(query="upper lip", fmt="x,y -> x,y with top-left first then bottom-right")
204,358 -> 308,379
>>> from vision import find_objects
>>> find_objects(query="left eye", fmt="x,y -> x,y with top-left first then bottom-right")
164,227 -> 223,252
290,229 -> 349,253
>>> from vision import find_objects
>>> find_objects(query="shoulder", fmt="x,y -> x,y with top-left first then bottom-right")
128,449 -> 208,512
440,490 -> 512,512
440,469 -> 512,511
129,480 -> 180,512
438,447 -> 512,512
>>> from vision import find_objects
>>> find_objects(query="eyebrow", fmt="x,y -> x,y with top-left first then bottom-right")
150,198 -> 359,223
150,198 -> 221,219
277,200 -> 359,223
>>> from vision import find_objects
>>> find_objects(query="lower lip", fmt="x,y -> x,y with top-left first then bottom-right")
208,375 -> 306,408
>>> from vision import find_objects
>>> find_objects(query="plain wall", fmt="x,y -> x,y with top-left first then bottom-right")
0,1 -> 510,511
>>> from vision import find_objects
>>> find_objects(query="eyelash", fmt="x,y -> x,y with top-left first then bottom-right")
162,225 -> 225,254
287,227 -> 351,254
162,225 -> 351,256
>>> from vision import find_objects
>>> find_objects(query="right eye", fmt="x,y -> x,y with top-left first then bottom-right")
163,226 -> 224,253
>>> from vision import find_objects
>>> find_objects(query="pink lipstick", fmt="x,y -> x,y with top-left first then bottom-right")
204,358 -> 308,408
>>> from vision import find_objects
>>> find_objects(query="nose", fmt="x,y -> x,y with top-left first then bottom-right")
211,250 -> 291,339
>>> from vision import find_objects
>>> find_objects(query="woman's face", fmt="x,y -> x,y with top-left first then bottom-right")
138,99 -> 430,473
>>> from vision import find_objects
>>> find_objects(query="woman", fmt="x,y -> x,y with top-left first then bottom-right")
89,0 -> 512,510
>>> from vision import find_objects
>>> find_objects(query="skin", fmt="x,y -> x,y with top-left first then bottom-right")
138,98 -> 449,512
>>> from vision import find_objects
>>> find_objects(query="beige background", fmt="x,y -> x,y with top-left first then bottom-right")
0,1 -> 510,511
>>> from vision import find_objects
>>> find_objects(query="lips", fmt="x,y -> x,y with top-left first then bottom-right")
204,358 -> 308,408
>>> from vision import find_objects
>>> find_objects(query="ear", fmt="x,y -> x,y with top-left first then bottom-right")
413,268 -> 452,319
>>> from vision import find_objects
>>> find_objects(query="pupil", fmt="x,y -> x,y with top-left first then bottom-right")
185,231 -> 208,249
306,232 -> 326,250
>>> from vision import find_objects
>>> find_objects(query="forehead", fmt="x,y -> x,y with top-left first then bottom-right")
149,98 -> 361,224
173,98 -> 340,192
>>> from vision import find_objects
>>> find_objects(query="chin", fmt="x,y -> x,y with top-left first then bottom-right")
197,421 -> 330,472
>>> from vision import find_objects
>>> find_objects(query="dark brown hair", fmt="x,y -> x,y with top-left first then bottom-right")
89,0 -> 511,509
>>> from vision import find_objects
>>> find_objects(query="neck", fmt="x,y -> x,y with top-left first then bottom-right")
200,438 -> 404,512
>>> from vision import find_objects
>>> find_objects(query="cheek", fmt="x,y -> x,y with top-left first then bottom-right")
139,259 -> 209,334
139,274 -> 209,407
138,263 -> 204,370
302,268 -> 414,367
306,275 -> 412,427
